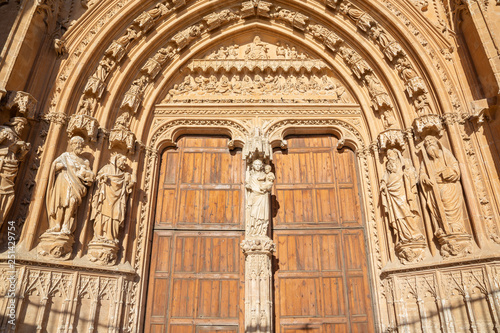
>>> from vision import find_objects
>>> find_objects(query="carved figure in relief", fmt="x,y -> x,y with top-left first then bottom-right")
45,136 -> 94,235
105,28 -> 139,60
245,36 -> 269,59
340,47 -> 371,79
93,57 -> 114,81
368,26 -> 404,62
340,3 -> 376,32
90,154 -> 135,244
309,24 -> 343,52
414,94 -> 432,116
276,42 -> 286,58
172,24 -> 203,50
246,159 -> 274,237
0,117 -> 30,228
381,150 -> 425,254
419,136 -> 468,236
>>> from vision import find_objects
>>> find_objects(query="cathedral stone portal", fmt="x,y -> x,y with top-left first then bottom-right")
2,0 -> 500,332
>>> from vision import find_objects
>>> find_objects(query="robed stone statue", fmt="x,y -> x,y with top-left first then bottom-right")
419,135 -> 472,256
88,153 -> 135,265
0,117 -> 30,229
39,136 -> 94,259
245,159 -> 274,237
380,149 -> 425,263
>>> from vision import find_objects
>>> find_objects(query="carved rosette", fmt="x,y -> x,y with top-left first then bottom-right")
67,114 -> 99,142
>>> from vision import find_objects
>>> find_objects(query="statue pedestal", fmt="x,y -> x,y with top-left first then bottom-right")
38,232 -> 74,260
395,240 -> 426,264
437,233 -> 473,258
88,240 -> 119,265
241,237 -> 275,333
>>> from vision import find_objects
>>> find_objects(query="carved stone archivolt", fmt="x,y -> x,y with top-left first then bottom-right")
10,0 -> 500,332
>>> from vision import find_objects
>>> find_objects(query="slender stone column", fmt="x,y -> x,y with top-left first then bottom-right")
241,127 -> 275,333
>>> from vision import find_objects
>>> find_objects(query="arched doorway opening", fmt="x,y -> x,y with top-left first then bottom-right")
144,134 -> 374,332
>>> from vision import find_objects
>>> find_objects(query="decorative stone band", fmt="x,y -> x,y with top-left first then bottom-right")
187,59 -> 328,72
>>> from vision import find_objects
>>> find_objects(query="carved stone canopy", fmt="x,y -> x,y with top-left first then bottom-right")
161,35 -> 356,104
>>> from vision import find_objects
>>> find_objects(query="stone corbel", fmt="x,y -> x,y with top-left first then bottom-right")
470,98 -> 496,124
109,127 -> 136,154
84,77 -> 106,99
3,91 -> 38,120
413,114 -> 442,137
67,114 -> 99,141
377,129 -> 406,151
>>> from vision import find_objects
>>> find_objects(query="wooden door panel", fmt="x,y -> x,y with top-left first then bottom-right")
146,136 -> 244,333
156,136 -> 243,229
273,135 -> 374,332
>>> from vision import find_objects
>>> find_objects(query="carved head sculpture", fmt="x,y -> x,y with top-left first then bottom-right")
69,136 -> 85,155
386,149 -> 401,174
112,153 -> 128,171
6,117 -> 28,135
252,159 -> 263,171
423,135 -> 440,159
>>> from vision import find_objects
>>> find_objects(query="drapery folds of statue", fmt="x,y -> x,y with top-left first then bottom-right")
419,136 -> 468,236
245,159 -> 274,237
0,117 -> 30,228
91,153 -> 135,243
381,149 -> 425,244
46,136 -> 94,235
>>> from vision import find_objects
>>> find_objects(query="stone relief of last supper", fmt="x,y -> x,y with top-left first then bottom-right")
162,36 -> 355,104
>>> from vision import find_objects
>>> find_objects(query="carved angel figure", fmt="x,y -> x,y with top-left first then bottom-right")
246,159 -> 274,237
45,136 -> 94,235
90,154 -> 135,243
380,149 -> 425,245
0,117 -> 30,228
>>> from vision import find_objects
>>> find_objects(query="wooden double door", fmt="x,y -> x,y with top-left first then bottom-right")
144,135 -> 374,332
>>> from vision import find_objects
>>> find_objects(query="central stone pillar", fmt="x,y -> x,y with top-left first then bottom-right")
241,127 -> 275,333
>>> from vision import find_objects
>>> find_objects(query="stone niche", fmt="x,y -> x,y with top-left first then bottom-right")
161,34 -> 356,105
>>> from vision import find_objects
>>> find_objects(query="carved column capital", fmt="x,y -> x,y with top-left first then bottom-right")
241,238 -> 276,256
